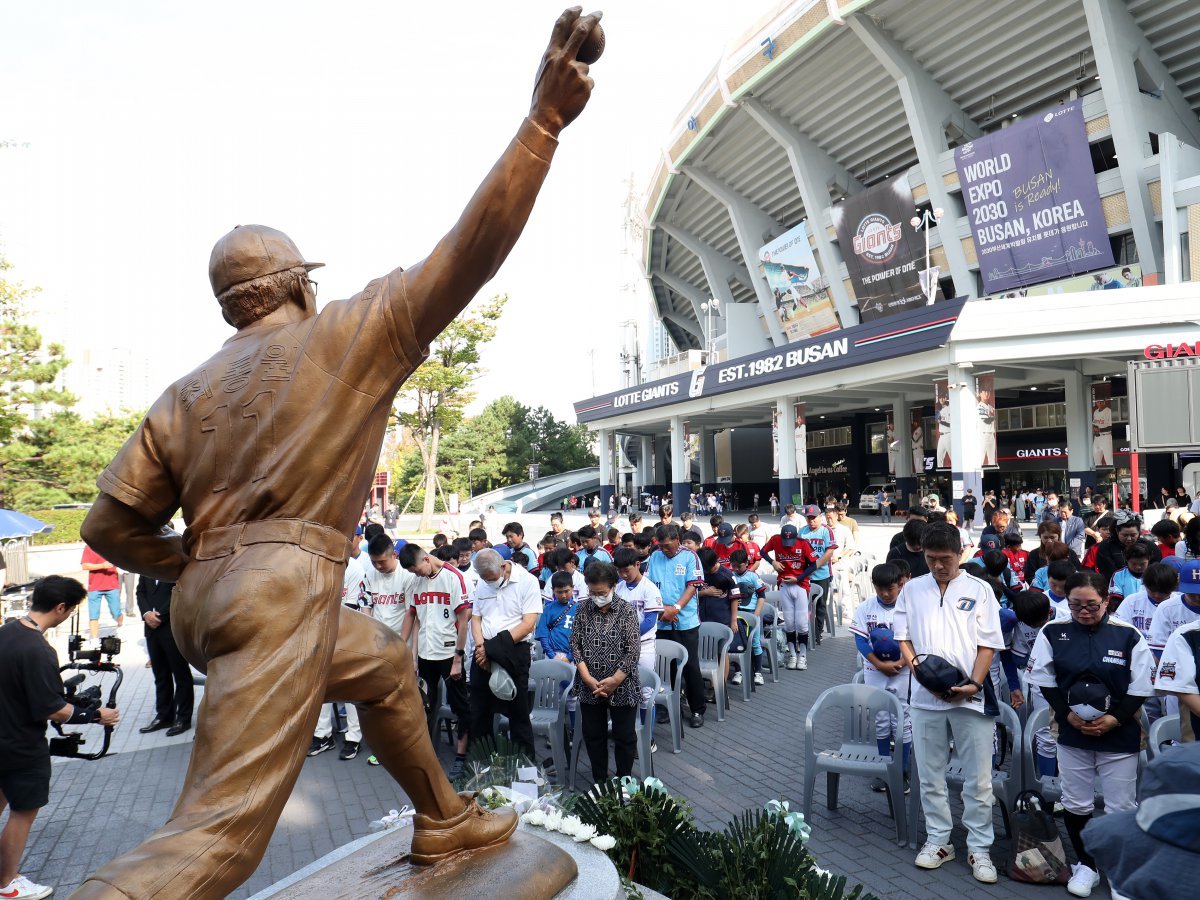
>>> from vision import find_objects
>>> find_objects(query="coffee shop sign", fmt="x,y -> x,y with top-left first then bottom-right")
1144,341 -> 1200,360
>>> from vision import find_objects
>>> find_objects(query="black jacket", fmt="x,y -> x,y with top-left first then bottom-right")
136,576 -> 176,621
1093,536 -> 1161,579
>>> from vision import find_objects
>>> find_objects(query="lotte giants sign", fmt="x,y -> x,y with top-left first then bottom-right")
955,100 -> 1114,293
832,174 -> 936,322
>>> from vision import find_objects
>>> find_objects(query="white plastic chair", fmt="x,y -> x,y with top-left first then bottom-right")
697,622 -> 734,722
528,659 -> 575,786
1147,714 -> 1181,760
806,583 -> 824,650
653,641 -> 688,753
759,601 -> 782,684
803,684 -> 908,845
732,612 -> 760,702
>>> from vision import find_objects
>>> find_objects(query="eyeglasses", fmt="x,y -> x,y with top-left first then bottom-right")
1067,600 -> 1104,613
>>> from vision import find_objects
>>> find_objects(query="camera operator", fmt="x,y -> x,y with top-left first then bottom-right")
0,576 -> 120,900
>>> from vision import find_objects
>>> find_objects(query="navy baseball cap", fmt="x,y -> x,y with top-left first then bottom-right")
1068,674 -> 1111,721
977,533 -> 1003,554
869,626 -> 901,662
716,522 -> 735,546
780,524 -> 798,546
803,504 -> 821,518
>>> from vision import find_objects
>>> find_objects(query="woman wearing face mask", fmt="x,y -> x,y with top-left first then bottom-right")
1025,571 -> 1155,898
568,562 -> 642,783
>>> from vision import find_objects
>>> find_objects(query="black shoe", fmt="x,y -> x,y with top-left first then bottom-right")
448,757 -> 466,780
308,735 -> 336,757
655,707 -> 671,725
165,719 -> 192,737
339,740 -> 360,760
689,712 -> 705,729
869,777 -> 888,792
139,717 -> 171,734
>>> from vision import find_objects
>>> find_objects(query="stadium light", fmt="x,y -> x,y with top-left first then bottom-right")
911,207 -> 945,305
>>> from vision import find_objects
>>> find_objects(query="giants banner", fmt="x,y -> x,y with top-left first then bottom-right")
955,100 -> 1114,293
1091,381 -> 1114,469
832,174 -> 937,322
976,371 -> 997,469
758,221 -> 842,343
933,378 -> 951,470
794,402 -> 808,477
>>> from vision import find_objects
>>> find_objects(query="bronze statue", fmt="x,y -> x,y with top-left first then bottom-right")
69,8 -> 600,898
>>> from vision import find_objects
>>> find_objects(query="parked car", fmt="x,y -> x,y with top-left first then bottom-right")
858,484 -> 896,511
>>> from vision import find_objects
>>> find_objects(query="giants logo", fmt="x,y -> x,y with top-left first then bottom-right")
1158,662 -> 1177,681
1144,341 -> 1200,360
852,213 -> 903,264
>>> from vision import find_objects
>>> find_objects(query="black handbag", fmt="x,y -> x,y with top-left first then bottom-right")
1007,791 -> 1071,885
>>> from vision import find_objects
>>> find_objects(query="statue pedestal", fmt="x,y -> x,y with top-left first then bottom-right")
248,822 -> 621,900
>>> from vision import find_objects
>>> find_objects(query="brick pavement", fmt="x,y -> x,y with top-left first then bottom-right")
11,523 -> 1116,899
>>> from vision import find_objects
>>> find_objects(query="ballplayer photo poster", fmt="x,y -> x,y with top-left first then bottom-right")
794,401 -> 808,477
771,407 -> 779,477
831,174 -> 938,322
934,378 -> 951,470
886,410 -> 897,476
910,408 -> 925,475
1092,381 -> 1113,468
758,221 -> 842,343
976,371 -> 997,468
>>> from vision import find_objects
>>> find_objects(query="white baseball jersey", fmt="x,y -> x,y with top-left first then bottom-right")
1156,619 -> 1200,695
850,597 -> 899,675
342,553 -> 368,610
405,563 -> 471,661
1112,590 -> 1179,643
892,571 -> 1005,714
364,566 -> 410,633
1149,595 -> 1200,652
541,569 -> 588,602
937,404 -> 951,434
615,576 -> 664,657
1092,406 -> 1111,432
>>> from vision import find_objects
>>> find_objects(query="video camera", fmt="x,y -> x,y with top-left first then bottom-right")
51,623 -> 123,760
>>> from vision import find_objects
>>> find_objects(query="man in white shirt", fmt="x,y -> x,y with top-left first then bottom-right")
364,532 -> 410,635
469,549 -> 542,756
893,522 -> 1004,884
397,544 -> 473,779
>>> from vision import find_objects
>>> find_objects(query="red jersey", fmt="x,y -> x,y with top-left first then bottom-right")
761,535 -> 818,589
711,539 -> 748,569
742,540 -> 762,567
1082,544 -> 1101,571
1159,543 -> 1176,558
1002,548 -> 1029,584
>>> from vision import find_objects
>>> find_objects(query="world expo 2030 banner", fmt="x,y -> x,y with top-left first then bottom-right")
832,174 -> 938,322
955,100 -> 1114,293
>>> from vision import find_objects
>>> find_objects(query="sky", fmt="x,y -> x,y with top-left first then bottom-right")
0,0 -> 770,420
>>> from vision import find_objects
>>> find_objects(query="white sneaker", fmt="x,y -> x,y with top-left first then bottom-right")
730,672 -> 743,685
1067,863 -> 1100,897
786,651 -> 797,670
0,875 -> 53,899
969,851 -> 998,884
753,671 -> 765,685
914,841 -> 955,869
796,655 -> 808,671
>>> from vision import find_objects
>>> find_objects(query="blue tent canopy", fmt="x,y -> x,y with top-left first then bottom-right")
0,509 -> 54,541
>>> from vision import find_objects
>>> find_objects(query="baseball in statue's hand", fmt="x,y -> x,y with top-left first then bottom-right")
530,7 -> 602,135
576,21 -> 605,64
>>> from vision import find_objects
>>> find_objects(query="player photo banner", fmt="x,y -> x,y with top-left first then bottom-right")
771,408 -> 779,477
976,371 -> 997,469
955,100 -> 1115,294
1091,381 -> 1114,469
832,174 -> 936,323
794,402 -> 808,477
910,408 -> 926,476
758,221 -> 842,343
933,378 -> 951,470
886,410 -> 897,476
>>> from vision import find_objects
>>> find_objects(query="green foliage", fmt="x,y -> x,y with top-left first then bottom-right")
666,809 -> 877,900
452,734 -> 536,795
568,780 -> 695,896
28,508 -> 88,545
1,409 -> 145,510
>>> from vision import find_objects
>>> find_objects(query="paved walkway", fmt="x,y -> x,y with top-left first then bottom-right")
11,521 -> 1113,898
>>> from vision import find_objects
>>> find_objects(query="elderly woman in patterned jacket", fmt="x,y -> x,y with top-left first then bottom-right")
569,562 -> 642,784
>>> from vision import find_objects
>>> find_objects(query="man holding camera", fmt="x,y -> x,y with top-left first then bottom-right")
0,576 -> 121,900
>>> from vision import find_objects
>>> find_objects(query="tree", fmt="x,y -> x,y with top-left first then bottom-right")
391,294 -> 506,531
0,253 -> 75,506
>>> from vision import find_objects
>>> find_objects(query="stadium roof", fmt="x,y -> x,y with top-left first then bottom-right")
642,0 -> 1200,350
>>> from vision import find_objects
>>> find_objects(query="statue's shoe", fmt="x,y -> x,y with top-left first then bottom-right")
409,792 -> 519,865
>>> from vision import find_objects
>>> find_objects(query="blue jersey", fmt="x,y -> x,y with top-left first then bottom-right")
535,598 -> 576,661
799,525 -> 837,580
1109,567 -> 1143,601
646,548 -> 703,631
576,546 -> 613,572
734,569 -> 767,611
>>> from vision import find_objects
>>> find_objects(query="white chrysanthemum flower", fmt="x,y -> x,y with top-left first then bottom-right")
590,834 -> 617,851
572,824 -> 598,842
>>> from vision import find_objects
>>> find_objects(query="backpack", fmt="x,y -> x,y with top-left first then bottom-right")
1007,791 -> 1071,884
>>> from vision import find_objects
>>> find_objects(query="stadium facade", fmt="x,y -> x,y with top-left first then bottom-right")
575,0 -> 1200,517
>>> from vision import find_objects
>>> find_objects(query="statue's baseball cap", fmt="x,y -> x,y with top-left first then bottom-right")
209,224 -> 324,297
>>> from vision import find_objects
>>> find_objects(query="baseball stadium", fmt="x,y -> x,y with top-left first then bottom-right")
574,0 -> 1200,519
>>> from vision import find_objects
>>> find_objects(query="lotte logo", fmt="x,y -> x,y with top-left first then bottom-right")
853,213 -> 903,264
